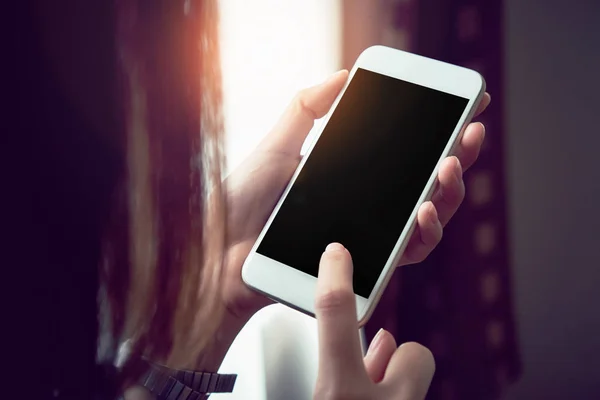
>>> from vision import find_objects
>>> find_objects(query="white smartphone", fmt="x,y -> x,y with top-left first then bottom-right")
242,45 -> 486,325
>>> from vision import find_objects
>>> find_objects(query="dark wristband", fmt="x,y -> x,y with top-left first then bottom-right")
121,360 -> 237,400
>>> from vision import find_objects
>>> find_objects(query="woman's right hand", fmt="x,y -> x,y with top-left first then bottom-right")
314,243 -> 435,400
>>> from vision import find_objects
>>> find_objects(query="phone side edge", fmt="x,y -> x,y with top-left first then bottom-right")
357,71 -> 486,327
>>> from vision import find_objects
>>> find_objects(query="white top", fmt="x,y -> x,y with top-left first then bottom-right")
214,304 -> 367,400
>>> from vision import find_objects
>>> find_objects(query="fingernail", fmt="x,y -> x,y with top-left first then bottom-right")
324,70 -> 347,84
325,242 -> 345,252
454,158 -> 462,181
428,203 -> 438,225
479,122 -> 486,141
367,328 -> 385,355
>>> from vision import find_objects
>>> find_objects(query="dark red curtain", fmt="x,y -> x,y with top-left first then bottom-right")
361,1 -> 521,399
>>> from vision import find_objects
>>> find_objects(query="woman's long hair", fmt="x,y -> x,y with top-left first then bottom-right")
102,0 -> 226,379
5,0 -> 225,397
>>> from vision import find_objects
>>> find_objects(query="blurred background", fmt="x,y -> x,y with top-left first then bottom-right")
218,0 -> 600,399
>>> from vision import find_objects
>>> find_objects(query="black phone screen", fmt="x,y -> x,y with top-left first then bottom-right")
257,68 -> 469,298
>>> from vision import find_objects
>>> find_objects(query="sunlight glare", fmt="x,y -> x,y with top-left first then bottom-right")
219,0 -> 342,175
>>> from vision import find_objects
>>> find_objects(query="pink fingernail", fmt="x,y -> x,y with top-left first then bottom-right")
367,328 -> 385,355
428,204 -> 438,225
325,243 -> 345,252
454,158 -> 462,180
324,70 -> 346,84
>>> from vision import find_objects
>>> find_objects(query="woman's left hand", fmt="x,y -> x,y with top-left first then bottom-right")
221,69 -> 491,325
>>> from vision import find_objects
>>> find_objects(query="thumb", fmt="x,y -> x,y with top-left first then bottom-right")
259,70 -> 348,157
315,243 -> 366,383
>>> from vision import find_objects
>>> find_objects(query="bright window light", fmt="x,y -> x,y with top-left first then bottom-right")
219,0 -> 342,174
215,3 -> 341,398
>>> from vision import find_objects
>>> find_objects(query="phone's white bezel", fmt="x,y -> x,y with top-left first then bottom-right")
242,45 -> 486,325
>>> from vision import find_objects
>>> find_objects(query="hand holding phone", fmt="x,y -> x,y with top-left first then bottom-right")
242,45 -> 487,324
314,242 -> 434,399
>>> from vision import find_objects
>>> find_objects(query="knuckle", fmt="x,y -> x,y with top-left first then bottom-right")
440,176 -> 465,206
315,288 -> 355,314
292,90 -> 318,120
445,183 -> 465,205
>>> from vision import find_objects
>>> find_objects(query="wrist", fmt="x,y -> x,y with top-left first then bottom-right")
191,308 -> 250,372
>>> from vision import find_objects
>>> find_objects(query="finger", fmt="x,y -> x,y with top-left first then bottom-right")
259,70 -> 348,157
474,92 -> 491,117
431,157 -> 465,227
400,202 -> 443,265
455,122 -> 485,172
380,342 -> 435,400
315,243 -> 365,380
364,328 -> 397,383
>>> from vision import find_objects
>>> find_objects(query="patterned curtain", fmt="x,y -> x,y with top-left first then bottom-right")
353,0 -> 522,398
